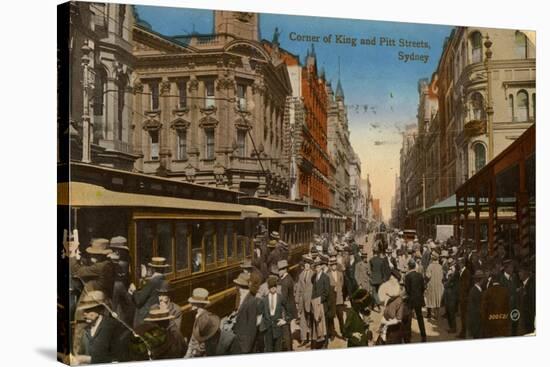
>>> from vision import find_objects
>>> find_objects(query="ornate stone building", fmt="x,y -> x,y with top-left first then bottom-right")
131,10 -> 292,197
65,2 -> 137,170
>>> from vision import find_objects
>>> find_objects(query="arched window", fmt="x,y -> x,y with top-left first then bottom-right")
532,93 -> 536,120
474,143 -> 486,173
508,94 -> 515,122
517,90 -> 529,122
470,32 -> 482,63
471,92 -> 485,120
93,68 -> 106,117
515,31 -> 528,59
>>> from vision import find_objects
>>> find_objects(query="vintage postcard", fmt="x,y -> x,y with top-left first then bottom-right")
57,1 -> 536,364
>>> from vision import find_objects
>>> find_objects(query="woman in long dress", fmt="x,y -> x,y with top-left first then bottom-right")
425,253 -> 444,319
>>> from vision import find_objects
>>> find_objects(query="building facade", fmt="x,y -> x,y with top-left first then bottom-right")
131,10 -> 292,197
65,2 -> 137,170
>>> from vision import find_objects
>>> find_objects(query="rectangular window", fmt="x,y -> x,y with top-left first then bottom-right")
157,222 -> 173,271
237,129 -> 246,156
237,83 -> 247,111
150,83 -> 159,110
177,130 -> 187,160
205,128 -> 215,159
150,130 -> 159,161
205,80 -> 215,108
191,222 -> 203,273
227,222 -> 234,258
177,81 -> 187,108
136,221 -> 154,270
204,222 -> 215,265
216,222 -> 225,262
175,222 -> 189,272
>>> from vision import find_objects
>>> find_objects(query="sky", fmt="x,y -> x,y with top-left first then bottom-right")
135,5 -> 453,221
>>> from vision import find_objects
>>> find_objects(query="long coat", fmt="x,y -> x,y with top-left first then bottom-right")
354,261 -> 370,291
480,282 -> 511,338
342,308 -> 369,347
231,292 -> 258,354
328,269 -> 345,305
404,270 -> 425,308
443,268 -> 459,311
369,256 -> 387,286
467,285 -> 483,338
279,273 -> 297,319
458,267 -> 472,311
311,271 -> 331,314
425,262 -> 444,308
296,269 -> 314,314
132,274 -> 167,327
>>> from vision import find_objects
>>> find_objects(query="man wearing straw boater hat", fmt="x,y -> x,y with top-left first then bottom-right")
296,254 -> 314,346
72,238 -> 116,300
71,238 -> 116,355
184,288 -> 217,358
150,283 -> 182,337
142,306 -> 185,359
129,257 -> 169,328
231,272 -> 258,354
72,290 -> 123,365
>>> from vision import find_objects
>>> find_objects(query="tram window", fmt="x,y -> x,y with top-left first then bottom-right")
227,222 -> 234,258
191,222 -> 203,273
205,222 -> 215,265
175,223 -> 189,271
157,222 -> 173,272
216,222 -> 225,262
236,222 -> 244,258
137,222 -> 154,270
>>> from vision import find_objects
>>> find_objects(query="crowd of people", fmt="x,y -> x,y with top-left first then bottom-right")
61,225 -> 536,364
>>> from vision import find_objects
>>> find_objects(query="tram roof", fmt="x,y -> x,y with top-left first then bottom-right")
59,182 -> 255,214
244,205 -> 320,219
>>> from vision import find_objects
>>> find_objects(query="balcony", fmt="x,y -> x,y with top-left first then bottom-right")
463,119 -> 486,138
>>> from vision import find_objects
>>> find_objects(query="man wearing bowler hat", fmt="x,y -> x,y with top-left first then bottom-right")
467,269 -> 486,338
404,258 -> 427,342
456,256 -> 472,338
310,256 -> 330,349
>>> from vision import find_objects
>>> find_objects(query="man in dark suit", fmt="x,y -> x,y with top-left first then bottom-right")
277,260 -> 296,351
231,272 -> 258,354
311,257 -> 331,349
518,264 -> 535,335
457,257 -> 472,338
129,257 -> 169,327
480,272 -> 510,338
369,250 -> 388,306
467,270 -> 486,339
404,259 -> 427,342
260,276 -> 291,352
443,258 -> 459,333
499,259 -> 519,335
75,290 -> 125,364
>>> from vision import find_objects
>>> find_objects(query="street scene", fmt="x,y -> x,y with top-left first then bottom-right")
58,2 -> 536,365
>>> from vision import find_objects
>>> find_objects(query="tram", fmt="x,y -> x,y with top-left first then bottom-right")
58,162 -> 318,336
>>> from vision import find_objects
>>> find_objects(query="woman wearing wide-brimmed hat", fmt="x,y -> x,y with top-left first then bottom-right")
425,252 -> 444,319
